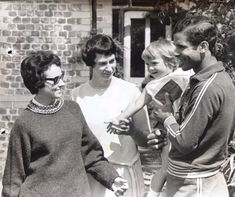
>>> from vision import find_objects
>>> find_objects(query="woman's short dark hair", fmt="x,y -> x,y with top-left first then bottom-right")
82,34 -> 117,67
21,51 -> 61,94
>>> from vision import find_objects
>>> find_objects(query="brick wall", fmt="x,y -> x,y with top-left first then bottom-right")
0,0 -> 112,191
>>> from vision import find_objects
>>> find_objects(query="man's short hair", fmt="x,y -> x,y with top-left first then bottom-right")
174,15 -> 218,56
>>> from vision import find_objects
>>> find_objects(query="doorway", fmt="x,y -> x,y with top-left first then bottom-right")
123,11 -> 171,85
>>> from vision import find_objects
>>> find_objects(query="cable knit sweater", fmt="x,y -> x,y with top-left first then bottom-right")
2,100 -> 119,197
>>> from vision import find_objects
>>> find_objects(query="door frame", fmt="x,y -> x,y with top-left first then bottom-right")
123,11 -> 172,85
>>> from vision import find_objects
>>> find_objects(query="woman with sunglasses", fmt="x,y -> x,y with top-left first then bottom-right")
2,51 -> 128,197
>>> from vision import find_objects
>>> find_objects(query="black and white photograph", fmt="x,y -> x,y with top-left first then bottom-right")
0,0 -> 235,197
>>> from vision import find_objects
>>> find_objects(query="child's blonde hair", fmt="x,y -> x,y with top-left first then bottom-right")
141,38 -> 178,71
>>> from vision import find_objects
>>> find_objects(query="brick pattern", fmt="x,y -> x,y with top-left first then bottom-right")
97,0 -> 112,34
0,107 -> 24,130
0,2 -> 159,194
0,0 -> 112,98
0,0 -> 112,187
0,132 -> 9,193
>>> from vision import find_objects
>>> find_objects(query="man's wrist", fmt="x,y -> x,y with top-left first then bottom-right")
163,114 -> 176,128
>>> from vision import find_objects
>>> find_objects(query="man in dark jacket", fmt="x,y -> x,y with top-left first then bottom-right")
152,15 -> 235,197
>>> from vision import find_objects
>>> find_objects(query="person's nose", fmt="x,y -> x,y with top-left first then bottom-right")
105,63 -> 115,72
175,48 -> 181,57
58,78 -> 65,87
148,65 -> 154,71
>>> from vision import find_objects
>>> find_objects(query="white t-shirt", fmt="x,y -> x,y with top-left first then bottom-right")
71,76 -> 146,197
72,76 -> 142,164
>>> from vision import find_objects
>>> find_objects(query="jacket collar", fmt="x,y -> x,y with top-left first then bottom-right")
190,61 -> 224,83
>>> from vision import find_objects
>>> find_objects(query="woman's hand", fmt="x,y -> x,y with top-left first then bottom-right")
106,118 -> 132,135
112,177 -> 128,196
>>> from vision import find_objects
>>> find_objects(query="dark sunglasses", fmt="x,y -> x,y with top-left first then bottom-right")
45,71 -> 65,85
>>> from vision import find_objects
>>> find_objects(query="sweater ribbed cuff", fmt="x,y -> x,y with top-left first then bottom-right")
163,115 -> 176,128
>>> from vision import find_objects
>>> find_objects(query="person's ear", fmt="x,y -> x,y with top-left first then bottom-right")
198,41 -> 209,53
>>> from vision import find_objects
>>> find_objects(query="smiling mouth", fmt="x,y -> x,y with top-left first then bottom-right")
103,71 -> 113,76
150,71 -> 158,75
53,89 -> 61,93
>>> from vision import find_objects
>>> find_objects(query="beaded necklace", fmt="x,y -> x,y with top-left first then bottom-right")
27,97 -> 64,114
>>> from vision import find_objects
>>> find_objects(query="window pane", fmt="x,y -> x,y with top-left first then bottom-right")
112,0 -> 128,6
132,0 -> 156,6
112,10 -> 119,39
150,18 -> 165,42
131,19 -> 145,77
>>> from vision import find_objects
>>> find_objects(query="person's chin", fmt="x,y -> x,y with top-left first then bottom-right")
150,72 -> 158,77
180,63 -> 189,71
54,91 -> 63,98
181,66 -> 187,71
103,74 -> 113,80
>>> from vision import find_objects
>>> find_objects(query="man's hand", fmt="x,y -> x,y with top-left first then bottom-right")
152,93 -> 173,123
147,129 -> 167,150
112,177 -> 128,196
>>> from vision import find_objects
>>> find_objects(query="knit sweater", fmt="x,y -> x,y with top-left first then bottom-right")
2,100 -> 119,197
164,62 -> 235,178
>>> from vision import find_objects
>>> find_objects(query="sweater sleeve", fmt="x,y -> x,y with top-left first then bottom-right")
79,106 -> 119,190
164,83 -> 222,154
2,119 -> 31,197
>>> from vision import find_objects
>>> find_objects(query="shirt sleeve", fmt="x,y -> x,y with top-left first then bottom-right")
128,86 -> 150,147
132,106 -> 150,147
164,83 -> 222,154
79,106 -> 119,190
2,119 -> 31,197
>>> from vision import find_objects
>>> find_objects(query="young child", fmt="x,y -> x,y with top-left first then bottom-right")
108,38 -> 191,197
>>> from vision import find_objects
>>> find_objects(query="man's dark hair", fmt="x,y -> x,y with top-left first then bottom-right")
174,15 -> 218,56
82,34 -> 117,67
21,51 -> 61,94
174,15 -> 212,33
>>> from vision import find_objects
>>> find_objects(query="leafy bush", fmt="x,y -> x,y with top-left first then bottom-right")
152,0 -> 235,82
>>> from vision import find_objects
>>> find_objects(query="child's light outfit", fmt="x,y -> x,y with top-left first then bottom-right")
145,68 -> 192,114
145,68 -> 192,197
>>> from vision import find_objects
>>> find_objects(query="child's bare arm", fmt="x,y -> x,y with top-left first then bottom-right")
106,90 -> 152,135
118,89 -> 152,120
